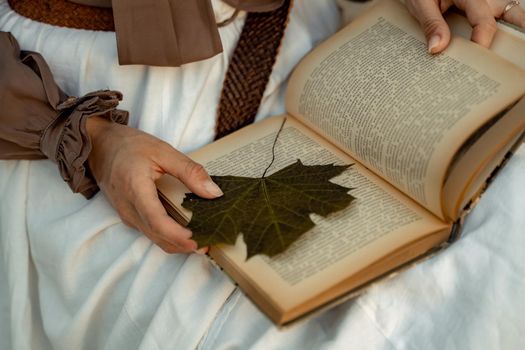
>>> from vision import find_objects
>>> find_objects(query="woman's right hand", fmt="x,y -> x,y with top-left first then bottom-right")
86,116 -> 223,254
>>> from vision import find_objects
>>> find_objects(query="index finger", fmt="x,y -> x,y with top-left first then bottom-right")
133,177 -> 198,252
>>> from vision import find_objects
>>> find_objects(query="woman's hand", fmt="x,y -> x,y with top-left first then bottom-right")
86,116 -> 223,254
406,0 -> 525,53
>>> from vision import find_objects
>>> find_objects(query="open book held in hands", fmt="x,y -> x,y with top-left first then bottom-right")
157,0 -> 525,326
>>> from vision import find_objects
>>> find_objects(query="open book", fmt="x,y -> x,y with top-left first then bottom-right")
157,0 -> 525,326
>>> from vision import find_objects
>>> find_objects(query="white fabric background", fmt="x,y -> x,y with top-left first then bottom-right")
1,1 -> 525,349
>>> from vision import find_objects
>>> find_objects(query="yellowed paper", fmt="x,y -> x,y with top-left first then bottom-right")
157,116 -> 448,312
285,0 -> 525,219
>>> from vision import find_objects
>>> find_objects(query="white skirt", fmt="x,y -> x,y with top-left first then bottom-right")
0,1 -> 344,349
2,0 -> 525,349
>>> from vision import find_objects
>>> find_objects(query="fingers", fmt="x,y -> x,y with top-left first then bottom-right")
132,177 -> 199,253
462,0 -> 498,48
130,206 -> 194,254
156,145 -> 223,199
91,124 -> 210,255
501,1 -> 525,28
407,0 -> 452,53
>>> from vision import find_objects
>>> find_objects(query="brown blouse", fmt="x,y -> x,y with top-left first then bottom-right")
87,0 -> 283,67
0,0 -> 283,198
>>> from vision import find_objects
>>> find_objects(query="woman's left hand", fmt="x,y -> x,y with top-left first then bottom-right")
406,0 -> 525,53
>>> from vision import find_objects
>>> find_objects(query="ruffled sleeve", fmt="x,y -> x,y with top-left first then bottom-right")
0,31 -> 129,198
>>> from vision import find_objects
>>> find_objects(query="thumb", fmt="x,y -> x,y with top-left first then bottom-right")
407,0 -> 451,54
158,146 -> 223,199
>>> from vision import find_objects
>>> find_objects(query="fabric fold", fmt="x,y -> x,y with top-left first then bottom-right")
112,0 -> 223,66
110,0 -> 285,66
41,91 -> 129,198
222,0 -> 284,12
0,31 -> 129,198
10,0 -> 286,67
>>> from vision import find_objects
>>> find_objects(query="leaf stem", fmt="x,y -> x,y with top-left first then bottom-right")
261,117 -> 287,178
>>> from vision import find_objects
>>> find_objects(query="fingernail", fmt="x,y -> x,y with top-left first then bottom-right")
194,247 -> 209,255
428,35 -> 440,54
204,180 -> 224,197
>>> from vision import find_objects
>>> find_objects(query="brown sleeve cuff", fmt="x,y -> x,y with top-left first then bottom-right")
0,31 -> 129,199
40,90 -> 129,198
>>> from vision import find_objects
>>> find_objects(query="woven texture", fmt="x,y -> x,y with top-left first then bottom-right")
8,0 -> 114,31
215,0 -> 292,139
8,0 -> 291,139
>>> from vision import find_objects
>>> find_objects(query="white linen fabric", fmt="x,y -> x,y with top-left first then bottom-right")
1,0 -> 525,349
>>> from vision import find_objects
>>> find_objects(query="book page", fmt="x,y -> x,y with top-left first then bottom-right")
157,115 -> 449,317
443,98 -> 525,220
285,0 -> 525,219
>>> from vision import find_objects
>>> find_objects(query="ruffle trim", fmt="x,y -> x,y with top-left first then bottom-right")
41,90 -> 129,199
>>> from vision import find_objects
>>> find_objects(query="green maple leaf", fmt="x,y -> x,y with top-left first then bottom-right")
182,160 -> 354,259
